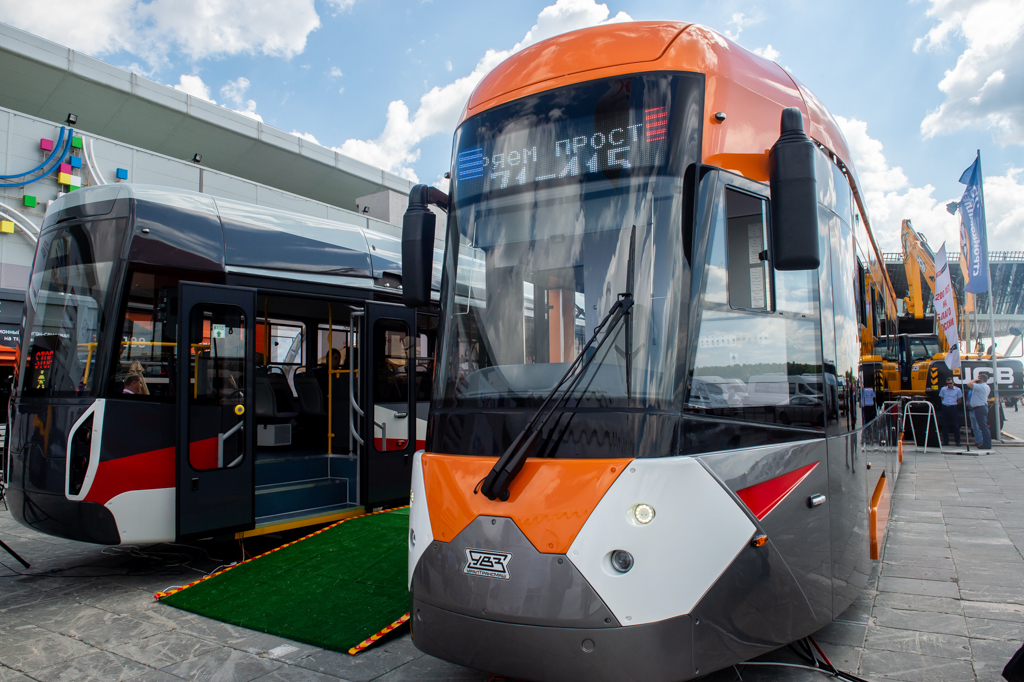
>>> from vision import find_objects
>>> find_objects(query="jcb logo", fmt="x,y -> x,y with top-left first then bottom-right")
954,367 -> 1015,385
464,549 -> 512,580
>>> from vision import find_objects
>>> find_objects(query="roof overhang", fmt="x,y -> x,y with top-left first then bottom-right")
0,22 -> 411,212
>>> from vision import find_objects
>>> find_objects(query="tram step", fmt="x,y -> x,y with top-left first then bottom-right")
255,477 -> 351,519
255,453 -> 357,487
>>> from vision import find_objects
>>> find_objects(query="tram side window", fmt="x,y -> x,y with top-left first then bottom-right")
416,315 -> 438,402
687,185 -> 823,429
373,320 -> 410,452
256,320 -> 305,392
317,325 -> 352,368
725,190 -> 770,311
109,271 -> 178,400
188,305 -> 246,471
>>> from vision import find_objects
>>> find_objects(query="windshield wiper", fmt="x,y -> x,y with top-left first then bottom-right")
477,226 -> 637,502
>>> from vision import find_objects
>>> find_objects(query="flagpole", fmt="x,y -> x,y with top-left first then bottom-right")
977,150 -> 1002,442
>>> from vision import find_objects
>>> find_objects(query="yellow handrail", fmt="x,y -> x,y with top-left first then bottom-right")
82,342 -> 95,387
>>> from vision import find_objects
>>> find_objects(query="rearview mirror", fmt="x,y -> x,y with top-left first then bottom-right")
769,107 -> 820,271
402,184 -> 448,308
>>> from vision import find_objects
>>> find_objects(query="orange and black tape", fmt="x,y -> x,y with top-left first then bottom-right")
348,612 -> 410,655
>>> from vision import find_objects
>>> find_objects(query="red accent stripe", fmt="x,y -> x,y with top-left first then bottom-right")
189,437 -> 219,470
84,446 -> 175,505
735,462 -> 819,520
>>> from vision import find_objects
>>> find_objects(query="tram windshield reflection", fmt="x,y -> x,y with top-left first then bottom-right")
436,74 -> 697,414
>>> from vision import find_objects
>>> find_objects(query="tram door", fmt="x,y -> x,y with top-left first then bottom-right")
177,283 -> 256,539
362,302 -> 416,509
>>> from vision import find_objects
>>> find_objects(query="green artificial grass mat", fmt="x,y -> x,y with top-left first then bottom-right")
159,509 -> 410,653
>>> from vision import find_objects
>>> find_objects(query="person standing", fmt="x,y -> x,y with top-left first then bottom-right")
965,372 -> 992,450
966,388 -> 982,444
938,377 -> 963,447
862,384 -> 877,424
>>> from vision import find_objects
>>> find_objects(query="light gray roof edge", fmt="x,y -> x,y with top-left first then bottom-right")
46,184 -> 444,291
0,21 -> 413,193
50,183 -> 378,243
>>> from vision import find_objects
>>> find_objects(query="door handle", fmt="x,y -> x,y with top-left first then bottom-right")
394,412 -> 408,419
808,493 -> 826,508
218,419 -> 244,468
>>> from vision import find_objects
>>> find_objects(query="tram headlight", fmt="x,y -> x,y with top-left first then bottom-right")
631,503 -> 655,525
610,550 -> 634,573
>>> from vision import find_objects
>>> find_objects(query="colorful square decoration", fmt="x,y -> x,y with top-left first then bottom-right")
71,136 -> 83,149
59,163 -> 72,175
70,156 -> 82,169
39,138 -> 54,152
23,195 -> 36,208
57,172 -> 81,187
0,221 -> 14,234
116,168 -> 128,180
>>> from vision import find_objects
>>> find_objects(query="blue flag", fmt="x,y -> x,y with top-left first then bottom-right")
958,156 -> 989,294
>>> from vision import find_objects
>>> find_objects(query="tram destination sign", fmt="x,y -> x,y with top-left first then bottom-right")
456,90 -> 672,198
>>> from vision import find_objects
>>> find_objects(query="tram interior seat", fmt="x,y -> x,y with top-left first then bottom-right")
293,370 -> 327,417
254,369 -> 299,422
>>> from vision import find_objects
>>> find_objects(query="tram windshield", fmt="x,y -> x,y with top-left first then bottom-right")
19,219 -> 127,398
434,74 -> 701,455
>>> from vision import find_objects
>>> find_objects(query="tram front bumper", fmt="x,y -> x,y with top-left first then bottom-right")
411,598 -> 694,682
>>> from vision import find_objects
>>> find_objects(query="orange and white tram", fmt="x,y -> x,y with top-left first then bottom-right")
401,22 -> 900,681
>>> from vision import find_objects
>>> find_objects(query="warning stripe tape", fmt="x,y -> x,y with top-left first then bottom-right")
153,506 -> 409,600
348,612 -> 410,655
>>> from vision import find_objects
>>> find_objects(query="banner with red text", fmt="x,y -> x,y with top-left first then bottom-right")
934,243 -> 960,370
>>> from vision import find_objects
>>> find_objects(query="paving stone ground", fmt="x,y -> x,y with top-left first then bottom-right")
1,407 -> 1023,681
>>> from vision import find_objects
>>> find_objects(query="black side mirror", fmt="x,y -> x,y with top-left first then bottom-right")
769,107 -> 820,270
401,184 -> 448,308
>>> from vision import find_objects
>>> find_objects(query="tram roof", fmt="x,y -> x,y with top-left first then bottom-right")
461,20 -> 896,314
47,184 -> 440,294
461,22 -> 854,186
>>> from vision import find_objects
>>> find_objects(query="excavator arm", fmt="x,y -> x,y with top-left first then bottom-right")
900,219 -> 956,352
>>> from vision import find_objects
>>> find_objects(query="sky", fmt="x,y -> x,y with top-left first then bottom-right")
1,0 -> 1022,254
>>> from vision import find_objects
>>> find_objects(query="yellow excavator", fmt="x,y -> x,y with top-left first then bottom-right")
895,219 -> 1022,399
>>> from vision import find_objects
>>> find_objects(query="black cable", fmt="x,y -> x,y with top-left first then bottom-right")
738,637 -> 871,682
0,541 -> 227,579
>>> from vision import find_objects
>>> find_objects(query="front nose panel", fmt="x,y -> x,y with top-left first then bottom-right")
413,516 -> 617,628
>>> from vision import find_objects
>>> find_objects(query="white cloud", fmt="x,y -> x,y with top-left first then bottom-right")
981,167 -> 1024,250
329,66 -> 343,78
445,60 -> 453,72
173,74 -> 215,102
335,0 -> 633,181
220,77 -> 263,122
916,0 -> 1024,144
0,0 -> 322,67
324,0 -> 356,13
291,131 -> 321,145
753,44 -> 780,61
724,12 -> 761,41
0,0 -> 137,56
837,115 -> 1024,252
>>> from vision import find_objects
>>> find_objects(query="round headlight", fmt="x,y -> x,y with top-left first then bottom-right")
632,503 -> 655,524
611,550 -> 634,573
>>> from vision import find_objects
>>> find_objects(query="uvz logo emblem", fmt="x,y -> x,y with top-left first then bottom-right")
464,549 -> 512,580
